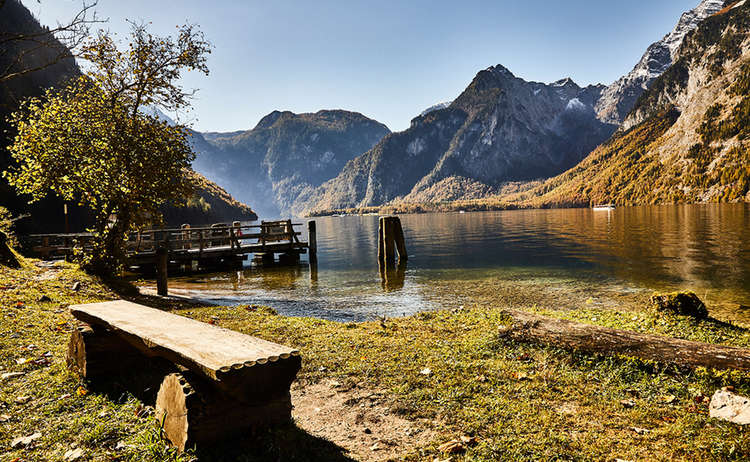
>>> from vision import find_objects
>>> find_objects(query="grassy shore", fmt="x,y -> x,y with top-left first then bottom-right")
2,253 -> 750,461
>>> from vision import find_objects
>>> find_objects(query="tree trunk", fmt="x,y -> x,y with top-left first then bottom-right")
499,309 -> 750,371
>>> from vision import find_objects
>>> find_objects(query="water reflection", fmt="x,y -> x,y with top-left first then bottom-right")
148,204 -> 750,323
379,261 -> 407,292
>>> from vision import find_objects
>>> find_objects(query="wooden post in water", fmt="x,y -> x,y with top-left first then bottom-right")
393,217 -> 407,261
156,243 -> 168,296
307,220 -> 317,264
378,216 -> 406,266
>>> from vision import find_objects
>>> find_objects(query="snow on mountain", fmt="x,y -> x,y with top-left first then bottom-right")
419,101 -> 453,116
594,0 -> 724,124
143,105 -> 176,125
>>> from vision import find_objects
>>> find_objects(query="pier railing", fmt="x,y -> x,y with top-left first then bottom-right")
24,219 -> 308,264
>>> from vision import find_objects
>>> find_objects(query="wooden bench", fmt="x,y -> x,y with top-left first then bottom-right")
66,300 -> 301,450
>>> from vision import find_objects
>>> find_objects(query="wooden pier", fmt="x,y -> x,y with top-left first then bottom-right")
24,219 -> 315,272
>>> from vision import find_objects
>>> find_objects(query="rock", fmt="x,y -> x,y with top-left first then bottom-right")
11,431 -> 41,448
64,448 -> 84,460
363,428 -> 372,434
620,399 -> 636,409
709,388 -> 750,425
420,367 -> 432,376
71,281 -> 81,292
631,427 -> 650,435
1,372 -> 24,380
650,292 -> 708,319
0,414 -> 10,422
38,294 -> 51,302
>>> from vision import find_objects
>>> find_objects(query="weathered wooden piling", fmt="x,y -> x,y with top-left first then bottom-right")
378,216 -> 407,266
307,220 -> 317,263
156,244 -> 169,296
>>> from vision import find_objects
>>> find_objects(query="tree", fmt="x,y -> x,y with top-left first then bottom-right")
4,23 -> 211,273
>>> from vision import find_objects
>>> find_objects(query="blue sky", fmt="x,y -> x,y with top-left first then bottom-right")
30,0 -> 698,132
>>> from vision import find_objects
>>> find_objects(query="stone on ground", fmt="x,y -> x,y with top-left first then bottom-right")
709,388 -> 750,425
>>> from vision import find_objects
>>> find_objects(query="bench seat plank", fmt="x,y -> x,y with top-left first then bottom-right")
69,300 -> 300,383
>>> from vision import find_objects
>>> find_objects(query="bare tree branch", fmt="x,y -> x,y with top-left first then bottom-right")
0,0 -> 106,83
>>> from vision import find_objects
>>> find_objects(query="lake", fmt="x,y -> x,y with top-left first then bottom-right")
150,204 -> 750,323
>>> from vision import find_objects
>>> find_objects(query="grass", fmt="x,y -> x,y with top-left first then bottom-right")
2,254 -> 750,461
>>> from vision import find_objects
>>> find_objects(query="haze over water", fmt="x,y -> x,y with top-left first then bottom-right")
157,204 -> 750,323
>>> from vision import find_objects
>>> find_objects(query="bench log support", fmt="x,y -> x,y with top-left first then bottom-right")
67,324 -> 148,377
156,371 -> 295,451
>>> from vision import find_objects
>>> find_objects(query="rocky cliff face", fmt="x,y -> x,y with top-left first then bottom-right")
594,0 -> 725,125
514,1 -> 750,206
192,110 -> 390,218
297,66 -> 616,214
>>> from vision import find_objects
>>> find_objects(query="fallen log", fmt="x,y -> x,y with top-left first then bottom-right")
499,309 -> 750,371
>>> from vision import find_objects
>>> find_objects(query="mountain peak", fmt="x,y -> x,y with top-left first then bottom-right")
254,110 -> 294,130
594,0 -> 725,124
552,77 -> 578,88
487,64 -> 516,78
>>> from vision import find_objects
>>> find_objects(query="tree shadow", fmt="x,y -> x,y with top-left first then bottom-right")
192,422 -> 357,462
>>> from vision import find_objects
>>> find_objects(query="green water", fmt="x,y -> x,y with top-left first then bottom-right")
151,204 -> 750,323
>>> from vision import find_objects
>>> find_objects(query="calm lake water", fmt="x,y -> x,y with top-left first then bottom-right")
152,204 -> 750,323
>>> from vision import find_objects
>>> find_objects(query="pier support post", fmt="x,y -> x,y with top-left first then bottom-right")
156,244 -> 168,296
393,217 -> 407,262
307,220 -> 317,264
378,216 -> 407,266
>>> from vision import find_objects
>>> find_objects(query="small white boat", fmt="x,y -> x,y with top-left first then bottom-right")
592,203 -> 615,211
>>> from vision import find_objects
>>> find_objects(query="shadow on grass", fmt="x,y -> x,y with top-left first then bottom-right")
102,275 -> 209,312
192,422 -> 357,462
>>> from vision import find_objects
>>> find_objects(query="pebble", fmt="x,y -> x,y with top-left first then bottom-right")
11,431 -> 41,448
64,448 -> 84,461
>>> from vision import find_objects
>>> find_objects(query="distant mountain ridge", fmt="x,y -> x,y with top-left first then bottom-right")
293,65 -> 617,214
191,109 -> 390,218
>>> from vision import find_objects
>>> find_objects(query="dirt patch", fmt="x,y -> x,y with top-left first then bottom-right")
292,380 -> 439,461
